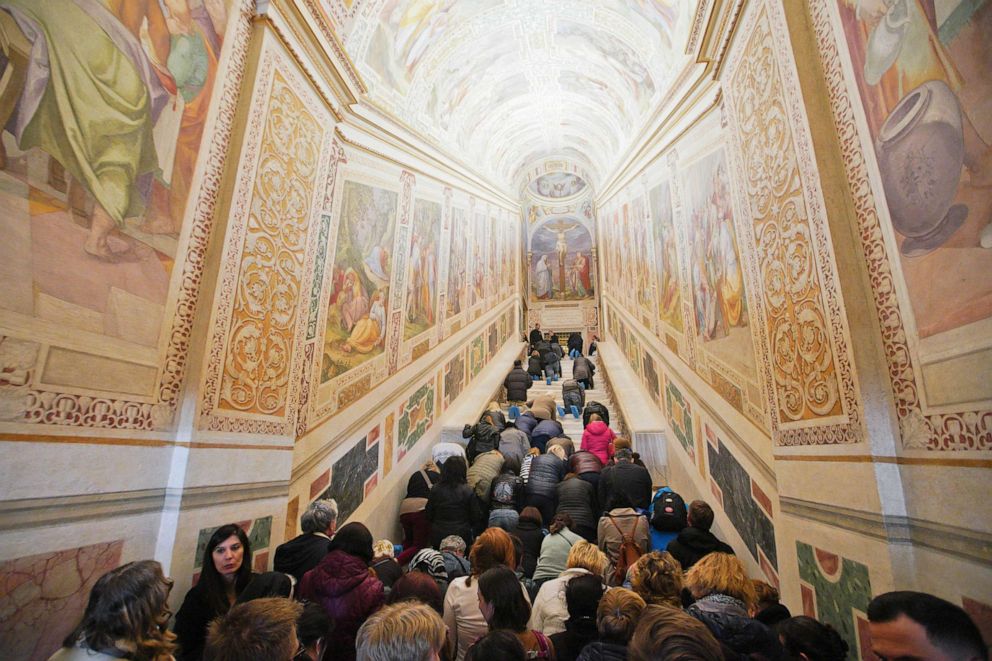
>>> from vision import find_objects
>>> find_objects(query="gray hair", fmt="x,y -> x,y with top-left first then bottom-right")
439,535 -> 466,553
301,499 -> 338,534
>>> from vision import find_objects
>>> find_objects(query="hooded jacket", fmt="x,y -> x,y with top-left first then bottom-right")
499,427 -> 531,465
580,421 -> 615,466
504,366 -> 533,401
273,532 -> 332,582
299,550 -> 384,661
688,594 -> 783,660
515,412 -> 540,438
666,526 -> 735,570
531,419 -> 565,453
463,421 -> 501,463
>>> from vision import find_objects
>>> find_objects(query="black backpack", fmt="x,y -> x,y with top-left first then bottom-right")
651,489 -> 688,532
582,401 -> 610,428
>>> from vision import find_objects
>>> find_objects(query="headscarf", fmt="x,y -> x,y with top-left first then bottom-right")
409,548 -> 447,584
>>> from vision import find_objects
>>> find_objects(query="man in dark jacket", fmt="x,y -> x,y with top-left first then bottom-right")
504,360 -> 532,403
598,448 -> 652,513
556,474 -> 598,541
274,499 -> 337,581
572,355 -> 596,388
529,324 -> 544,347
666,500 -> 735,570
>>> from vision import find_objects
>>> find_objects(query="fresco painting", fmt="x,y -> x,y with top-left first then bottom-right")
530,217 -> 594,301
318,426 -> 380,522
649,180 -> 683,330
0,0 -> 230,372
397,380 -> 435,460
470,212 -> 486,306
837,0 -> 992,338
631,197 -> 653,315
404,199 -> 442,339
797,541 -> 872,660
447,207 -> 469,316
469,334 -> 485,378
528,172 -> 587,198
321,181 -> 398,383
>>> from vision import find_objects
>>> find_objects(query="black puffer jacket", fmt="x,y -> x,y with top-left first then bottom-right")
482,409 -> 506,431
504,366 -> 533,401
598,461 -> 652,512
688,594 -> 783,661
526,454 -> 565,499
463,422 -> 501,463
528,355 -> 544,377
556,477 -> 598,533
569,450 -> 603,475
666,526 -> 735,571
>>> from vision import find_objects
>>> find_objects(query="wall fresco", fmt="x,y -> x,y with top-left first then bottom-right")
321,180 -> 399,382
404,199 -> 442,339
530,216 -> 595,301
443,349 -> 466,407
649,179 -> 683,332
447,207 -> 469,317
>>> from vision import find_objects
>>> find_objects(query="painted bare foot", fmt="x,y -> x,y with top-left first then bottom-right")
84,233 -> 115,259
136,214 -> 178,235
84,206 -> 120,260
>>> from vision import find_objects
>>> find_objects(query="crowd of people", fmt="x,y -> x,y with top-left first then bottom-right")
49,330 -> 988,660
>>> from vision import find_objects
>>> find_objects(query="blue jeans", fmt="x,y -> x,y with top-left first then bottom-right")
569,349 -> 580,358
488,508 -> 519,531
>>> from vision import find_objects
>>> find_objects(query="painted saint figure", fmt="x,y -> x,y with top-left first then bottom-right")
535,254 -> 554,299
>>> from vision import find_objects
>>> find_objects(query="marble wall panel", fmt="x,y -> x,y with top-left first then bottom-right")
396,380 -> 437,462
797,541 -> 873,660
317,426 -> 380,523
707,430 -> 777,571
665,377 -> 695,465
0,540 -> 124,661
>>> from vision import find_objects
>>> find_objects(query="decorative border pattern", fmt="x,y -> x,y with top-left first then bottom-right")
808,0 -> 991,450
722,0 -> 862,445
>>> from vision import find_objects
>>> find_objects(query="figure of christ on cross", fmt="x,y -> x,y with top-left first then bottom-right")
544,219 -> 581,299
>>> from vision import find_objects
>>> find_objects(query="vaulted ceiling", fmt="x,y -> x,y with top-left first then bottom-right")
330,0 -> 694,193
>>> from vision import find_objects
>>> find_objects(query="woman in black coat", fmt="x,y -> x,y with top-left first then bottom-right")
174,524 -> 256,661
426,456 -> 479,549
527,350 -> 544,378
510,506 -> 547,579
567,332 -> 583,358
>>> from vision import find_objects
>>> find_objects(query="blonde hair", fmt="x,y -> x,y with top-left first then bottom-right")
548,444 -> 567,461
597,588 -> 646,643
630,552 -> 684,608
373,539 -> 395,559
567,541 -> 608,576
685,553 -> 756,607
356,602 -> 446,661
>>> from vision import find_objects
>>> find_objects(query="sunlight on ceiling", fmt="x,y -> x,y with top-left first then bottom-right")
323,0 -> 694,193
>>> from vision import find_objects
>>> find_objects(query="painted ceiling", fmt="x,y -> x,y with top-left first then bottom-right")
323,0 -> 694,193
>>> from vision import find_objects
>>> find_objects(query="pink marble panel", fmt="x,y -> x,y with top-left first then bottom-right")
0,540 -> 124,661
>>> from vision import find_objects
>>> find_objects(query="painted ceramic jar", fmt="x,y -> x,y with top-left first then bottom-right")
876,80 -> 964,245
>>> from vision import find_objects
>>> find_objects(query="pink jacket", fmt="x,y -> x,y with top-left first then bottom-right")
580,421 -> 615,466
